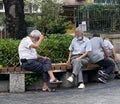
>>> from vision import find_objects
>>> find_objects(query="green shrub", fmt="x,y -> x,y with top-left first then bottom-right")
0,34 -> 73,66
0,14 -> 5,25
25,74 -> 42,86
25,14 -> 69,34
37,34 -> 73,63
0,39 -> 20,66
47,17 -> 69,34
36,17 -> 69,34
25,15 -> 37,27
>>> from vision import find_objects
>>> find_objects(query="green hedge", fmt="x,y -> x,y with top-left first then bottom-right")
0,39 -> 20,66
0,34 -> 73,67
37,34 -> 72,63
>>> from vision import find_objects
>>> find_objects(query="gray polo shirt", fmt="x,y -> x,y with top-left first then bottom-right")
69,36 -> 91,55
88,37 -> 105,63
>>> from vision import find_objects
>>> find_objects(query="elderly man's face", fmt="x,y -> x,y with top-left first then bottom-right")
75,31 -> 83,38
31,37 -> 39,43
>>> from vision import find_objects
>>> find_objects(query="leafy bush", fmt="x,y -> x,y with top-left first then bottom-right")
0,39 -> 20,66
36,17 -> 69,34
0,34 -> 73,66
25,74 -> 41,86
25,15 -> 37,27
0,14 -> 5,25
37,34 -> 72,63
46,17 -> 69,34
25,14 -> 69,34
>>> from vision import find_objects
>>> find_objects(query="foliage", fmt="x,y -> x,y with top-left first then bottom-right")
25,74 -> 41,86
25,15 -> 37,27
0,34 -> 73,66
24,0 -> 68,34
37,34 -> 73,63
36,17 -> 69,34
78,4 -> 120,32
0,39 -> 20,66
49,17 -> 69,34
24,0 -> 68,37
116,0 -> 120,5
35,0 -> 68,34
0,14 -> 5,25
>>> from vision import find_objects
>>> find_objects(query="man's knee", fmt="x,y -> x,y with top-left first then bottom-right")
108,59 -> 115,67
45,59 -> 51,64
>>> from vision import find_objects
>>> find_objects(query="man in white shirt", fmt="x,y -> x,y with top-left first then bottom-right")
104,38 -> 120,61
18,30 -> 62,92
66,27 -> 91,89
104,38 -> 120,79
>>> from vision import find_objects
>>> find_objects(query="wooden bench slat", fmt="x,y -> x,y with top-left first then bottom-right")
8,67 -> 15,72
15,66 -> 22,72
0,63 -> 100,74
1,67 -> 8,72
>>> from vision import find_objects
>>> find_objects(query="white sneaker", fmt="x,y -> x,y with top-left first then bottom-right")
78,83 -> 85,89
67,76 -> 74,83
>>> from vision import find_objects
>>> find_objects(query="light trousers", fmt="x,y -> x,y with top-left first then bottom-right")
71,56 -> 89,83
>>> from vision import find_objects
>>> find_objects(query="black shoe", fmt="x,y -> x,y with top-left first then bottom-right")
98,77 -> 107,84
42,87 -> 56,92
115,74 -> 120,79
98,70 -> 109,79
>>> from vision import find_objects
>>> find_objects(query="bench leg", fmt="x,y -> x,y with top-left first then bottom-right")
9,73 -> 25,93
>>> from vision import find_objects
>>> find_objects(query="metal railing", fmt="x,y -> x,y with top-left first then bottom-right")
75,4 -> 120,33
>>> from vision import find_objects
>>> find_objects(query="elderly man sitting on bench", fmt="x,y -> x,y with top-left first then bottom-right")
18,30 -> 62,92
66,27 -> 92,89
88,34 -> 115,83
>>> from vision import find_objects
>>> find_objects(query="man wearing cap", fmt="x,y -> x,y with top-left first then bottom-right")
18,30 -> 62,92
66,27 -> 92,89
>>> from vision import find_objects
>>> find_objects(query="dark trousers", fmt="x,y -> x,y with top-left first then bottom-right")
21,58 -> 52,82
96,58 -> 115,75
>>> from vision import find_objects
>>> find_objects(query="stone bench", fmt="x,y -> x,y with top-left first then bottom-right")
0,63 -> 100,93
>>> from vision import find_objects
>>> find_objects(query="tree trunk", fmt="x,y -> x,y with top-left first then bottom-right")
3,0 -> 27,39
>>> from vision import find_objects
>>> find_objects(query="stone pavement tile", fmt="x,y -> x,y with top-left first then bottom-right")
0,80 -> 120,104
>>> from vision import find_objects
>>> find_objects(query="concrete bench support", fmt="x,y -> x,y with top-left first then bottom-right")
9,73 -> 25,93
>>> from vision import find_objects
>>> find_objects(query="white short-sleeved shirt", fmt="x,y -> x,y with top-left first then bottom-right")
104,39 -> 114,54
69,36 -> 92,55
18,36 -> 37,60
88,37 -> 105,63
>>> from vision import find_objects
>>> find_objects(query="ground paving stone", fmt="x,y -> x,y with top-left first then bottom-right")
0,79 -> 120,104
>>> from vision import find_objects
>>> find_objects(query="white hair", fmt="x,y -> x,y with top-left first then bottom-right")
75,27 -> 83,33
29,30 -> 41,38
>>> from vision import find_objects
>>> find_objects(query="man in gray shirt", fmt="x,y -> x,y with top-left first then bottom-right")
88,34 -> 115,83
66,27 -> 91,89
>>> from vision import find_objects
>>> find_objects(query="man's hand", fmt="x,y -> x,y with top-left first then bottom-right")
75,57 -> 81,62
40,35 -> 45,40
114,57 -> 120,62
43,56 -> 50,60
66,60 -> 71,65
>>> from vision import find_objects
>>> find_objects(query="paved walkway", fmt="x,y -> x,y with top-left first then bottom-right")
0,79 -> 120,104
